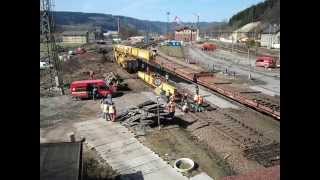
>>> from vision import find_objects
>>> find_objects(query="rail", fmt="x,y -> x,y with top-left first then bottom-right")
145,54 -> 280,120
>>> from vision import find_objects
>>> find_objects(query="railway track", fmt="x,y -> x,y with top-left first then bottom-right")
146,55 -> 280,120
185,111 -> 279,167
187,111 -> 273,149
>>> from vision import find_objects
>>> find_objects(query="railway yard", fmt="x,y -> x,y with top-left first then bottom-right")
40,41 -> 280,180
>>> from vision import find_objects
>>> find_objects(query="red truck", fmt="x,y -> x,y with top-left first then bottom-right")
70,79 -> 116,99
255,56 -> 277,68
201,43 -> 217,51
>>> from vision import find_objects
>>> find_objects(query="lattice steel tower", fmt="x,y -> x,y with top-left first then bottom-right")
40,0 -> 64,95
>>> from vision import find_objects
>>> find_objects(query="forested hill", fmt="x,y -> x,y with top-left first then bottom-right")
52,11 -> 221,34
228,0 -> 280,29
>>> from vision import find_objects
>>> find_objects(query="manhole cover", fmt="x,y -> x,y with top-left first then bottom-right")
174,158 -> 195,173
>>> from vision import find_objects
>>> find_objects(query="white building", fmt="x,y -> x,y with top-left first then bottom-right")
103,31 -> 119,37
260,24 -> 280,49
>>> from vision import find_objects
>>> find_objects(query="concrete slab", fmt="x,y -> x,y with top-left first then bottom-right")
190,172 -> 214,180
177,83 -> 239,109
250,85 -> 279,96
74,119 -> 188,180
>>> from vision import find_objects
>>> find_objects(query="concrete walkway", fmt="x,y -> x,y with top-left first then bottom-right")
74,119 -> 188,180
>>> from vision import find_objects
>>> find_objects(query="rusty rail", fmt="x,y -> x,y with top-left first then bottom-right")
146,56 -> 280,120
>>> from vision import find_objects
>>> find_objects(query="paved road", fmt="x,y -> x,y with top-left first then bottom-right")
187,46 -> 280,96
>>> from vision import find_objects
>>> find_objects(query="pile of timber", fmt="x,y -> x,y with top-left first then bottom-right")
116,100 -> 169,135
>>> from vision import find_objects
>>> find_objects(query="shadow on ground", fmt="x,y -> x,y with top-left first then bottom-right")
115,171 -> 144,180
149,116 -> 194,129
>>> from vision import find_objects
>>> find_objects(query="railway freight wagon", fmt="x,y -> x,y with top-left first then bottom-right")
113,44 -> 156,73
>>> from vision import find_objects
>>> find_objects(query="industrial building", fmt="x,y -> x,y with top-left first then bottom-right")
62,31 -> 89,44
260,25 -> 280,49
174,26 -> 199,42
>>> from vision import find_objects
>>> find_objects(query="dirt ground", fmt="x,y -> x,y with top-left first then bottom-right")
40,49 -> 279,179
141,127 -> 235,179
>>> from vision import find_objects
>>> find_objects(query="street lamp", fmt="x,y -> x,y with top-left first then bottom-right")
247,45 -> 252,80
156,96 -> 161,130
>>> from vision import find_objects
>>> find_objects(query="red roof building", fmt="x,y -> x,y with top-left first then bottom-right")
174,26 -> 198,42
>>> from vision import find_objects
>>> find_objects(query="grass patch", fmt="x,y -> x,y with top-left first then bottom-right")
159,46 -> 184,58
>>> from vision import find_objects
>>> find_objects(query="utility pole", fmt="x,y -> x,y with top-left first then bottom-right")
248,47 -> 252,80
166,12 -> 170,38
117,17 -> 120,33
40,0 -> 64,95
231,36 -> 234,52
157,96 -> 161,130
268,24 -> 271,49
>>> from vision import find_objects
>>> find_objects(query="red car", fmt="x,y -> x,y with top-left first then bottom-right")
201,43 -> 217,51
255,56 -> 276,68
70,79 -> 116,99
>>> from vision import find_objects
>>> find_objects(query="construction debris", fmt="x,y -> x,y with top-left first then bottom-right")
103,72 -> 128,90
117,100 -> 169,135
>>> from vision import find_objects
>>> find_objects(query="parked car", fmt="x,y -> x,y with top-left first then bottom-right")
255,56 -> 276,68
40,62 -> 53,70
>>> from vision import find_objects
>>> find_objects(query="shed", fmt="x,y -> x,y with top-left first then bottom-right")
40,141 -> 83,180
62,31 -> 89,44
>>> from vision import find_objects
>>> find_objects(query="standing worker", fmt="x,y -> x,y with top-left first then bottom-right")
182,102 -> 189,112
182,93 -> 188,103
193,74 -> 198,84
195,85 -> 199,95
89,71 -> 95,79
165,73 -> 169,82
92,86 -> 98,100
196,94 -> 204,112
109,103 -> 116,122
103,100 -> 110,121
166,100 -> 176,119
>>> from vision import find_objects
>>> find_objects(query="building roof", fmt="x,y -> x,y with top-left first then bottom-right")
40,142 -> 83,180
175,26 -> 197,32
62,31 -> 88,36
221,165 -> 280,180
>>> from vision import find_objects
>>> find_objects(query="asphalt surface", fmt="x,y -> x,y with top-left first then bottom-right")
186,46 -> 280,96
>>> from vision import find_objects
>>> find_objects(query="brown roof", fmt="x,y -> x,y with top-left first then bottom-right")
221,166 -> 280,180
62,31 -> 88,36
175,26 -> 197,32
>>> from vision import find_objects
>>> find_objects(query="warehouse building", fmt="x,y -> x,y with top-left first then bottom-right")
174,26 -> 199,42
260,24 -> 280,49
62,31 -> 89,44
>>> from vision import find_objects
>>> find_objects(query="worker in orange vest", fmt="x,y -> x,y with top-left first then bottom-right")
167,100 -> 176,119
197,95 -> 204,105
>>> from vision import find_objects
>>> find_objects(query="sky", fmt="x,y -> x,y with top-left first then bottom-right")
54,0 -> 264,22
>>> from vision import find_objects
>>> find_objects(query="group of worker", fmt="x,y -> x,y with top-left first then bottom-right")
100,94 -> 116,122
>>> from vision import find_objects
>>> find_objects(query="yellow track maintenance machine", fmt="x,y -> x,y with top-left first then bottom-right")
113,44 -> 156,73
113,44 -> 179,101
